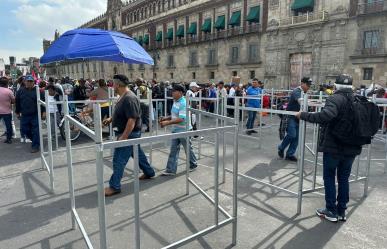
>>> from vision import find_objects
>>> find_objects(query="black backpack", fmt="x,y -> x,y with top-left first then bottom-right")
331,94 -> 380,146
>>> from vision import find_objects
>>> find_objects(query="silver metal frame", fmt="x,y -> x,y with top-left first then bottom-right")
222,93 -> 373,214
36,87 -> 55,193
36,88 -> 117,193
62,97 -> 239,249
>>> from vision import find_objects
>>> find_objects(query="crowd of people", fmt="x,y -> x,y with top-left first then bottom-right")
1,73 -> 387,224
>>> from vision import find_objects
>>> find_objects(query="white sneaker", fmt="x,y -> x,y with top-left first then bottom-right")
20,137 -> 26,143
25,139 -> 32,143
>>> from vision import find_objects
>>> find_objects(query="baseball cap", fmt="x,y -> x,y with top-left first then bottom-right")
25,75 -> 35,81
301,77 -> 313,85
113,74 -> 130,85
172,84 -> 185,93
335,74 -> 353,86
189,82 -> 200,88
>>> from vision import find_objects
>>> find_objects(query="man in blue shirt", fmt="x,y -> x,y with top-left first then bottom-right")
160,84 -> 198,176
246,79 -> 263,135
208,83 -> 217,113
278,77 -> 312,161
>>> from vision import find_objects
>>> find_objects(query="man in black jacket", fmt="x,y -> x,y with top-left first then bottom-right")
15,76 -> 45,153
73,79 -> 87,108
296,74 -> 361,222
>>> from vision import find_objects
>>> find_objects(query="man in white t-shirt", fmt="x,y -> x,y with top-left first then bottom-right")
187,82 -> 199,127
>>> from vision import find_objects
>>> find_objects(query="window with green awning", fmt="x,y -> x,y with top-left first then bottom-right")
138,36 -> 143,45
166,28 -> 174,40
201,18 -> 212,33
176,25 -> 185,37
291,0 -> 315,10
187,22 -> 197,35
215,15 -> 225,30
229,11 -> 241,27
144,34 -> 149,44
246,6 -> 260,23
155,31 -> 163,41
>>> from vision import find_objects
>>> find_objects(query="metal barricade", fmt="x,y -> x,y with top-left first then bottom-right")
63,97 -> 239,249
37,87 -> 117,192
222,93 -> 373,214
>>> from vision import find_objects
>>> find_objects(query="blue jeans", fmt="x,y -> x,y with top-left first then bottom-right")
278,117 -> 299,157
323,153 -> 355,215
166,134 -> 198,173
0,114 -> 12,140
246,111 -> 256,130
21,114 -> 40,149
109,131 -> 155,191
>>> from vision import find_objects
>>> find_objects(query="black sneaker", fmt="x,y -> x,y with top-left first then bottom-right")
278,149 -> 284,159
316,208 -> 338,222
251,130 -> 258,133
189,166 -> 198,172
4,139 -> 12,144
285,156 -> 298,162
338,211 -> 347,222
245,131 -> 252,135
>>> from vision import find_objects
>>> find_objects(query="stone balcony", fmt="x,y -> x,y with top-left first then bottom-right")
357,0 -> 387,15
278,11 -> 329,28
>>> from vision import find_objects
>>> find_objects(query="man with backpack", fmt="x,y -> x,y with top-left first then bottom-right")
296,74 -> 380,222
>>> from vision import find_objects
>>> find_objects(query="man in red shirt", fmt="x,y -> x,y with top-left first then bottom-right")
0,77 -> 15,144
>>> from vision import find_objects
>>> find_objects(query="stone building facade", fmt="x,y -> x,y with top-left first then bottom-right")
44,0 -> 387,89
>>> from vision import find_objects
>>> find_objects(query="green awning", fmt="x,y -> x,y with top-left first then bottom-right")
201,18 -> 212,32
166,28 -> 173,40
246,6 -> 260,23
291,0 -> 315,10
229,11 -> 241,26
144,34 -> 149,44
187,22 -> 197,35
155,31 -> 163,41
215,15 -> 225,30
176,25 -> 185,37
138,36 -> 143,45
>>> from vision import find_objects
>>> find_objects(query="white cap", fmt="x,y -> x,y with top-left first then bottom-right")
189,82 -> 200,88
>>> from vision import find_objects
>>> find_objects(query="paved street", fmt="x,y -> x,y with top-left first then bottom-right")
1,116 -> 387,249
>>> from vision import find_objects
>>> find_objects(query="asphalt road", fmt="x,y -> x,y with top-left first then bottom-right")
0,116 -> 386,249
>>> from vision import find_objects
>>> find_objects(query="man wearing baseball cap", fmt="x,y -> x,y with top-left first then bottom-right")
15,75 -> 45,153
296,74 -> 362,222
103,75 -> 155,197
278,77 -> 312,162
159,84 -> 198,175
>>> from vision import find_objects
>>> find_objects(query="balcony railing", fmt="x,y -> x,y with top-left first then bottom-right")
278,11 -> 328,27
146,24 -> 261,50
361,47 -> 386,55
357,0 -> 387,15
186,36 -> 198,44
245,23 -> 261,34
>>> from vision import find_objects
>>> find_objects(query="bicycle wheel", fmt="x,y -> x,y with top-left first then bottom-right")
60,116 -> 82,141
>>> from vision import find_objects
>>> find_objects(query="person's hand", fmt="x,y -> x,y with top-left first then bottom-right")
118,135 -> 127,141
159,117 -> 167,122
295,112 -> 302,119
102,117 -> 112,127
160,120 -> 169,128
42,112 -> 46,120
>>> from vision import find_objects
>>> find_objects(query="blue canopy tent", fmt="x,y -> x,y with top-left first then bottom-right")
40,28 -> 154,65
